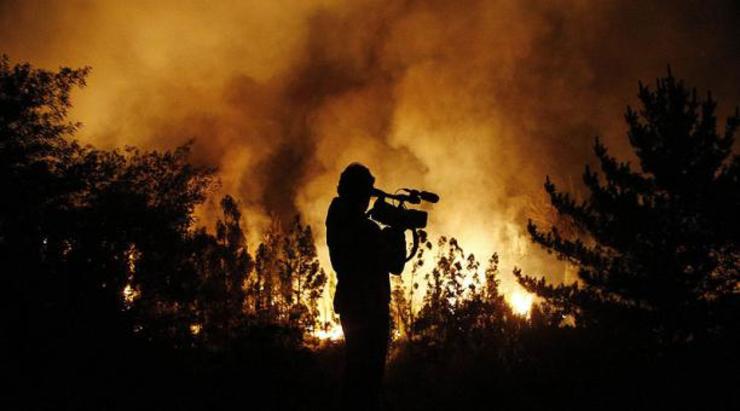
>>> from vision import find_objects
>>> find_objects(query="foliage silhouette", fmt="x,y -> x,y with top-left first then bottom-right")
2,55 -> 332,409
516,70 -> 739,345
4,54 -> 737,410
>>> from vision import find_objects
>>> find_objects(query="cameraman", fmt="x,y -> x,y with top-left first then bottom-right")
326,163 -> 406,410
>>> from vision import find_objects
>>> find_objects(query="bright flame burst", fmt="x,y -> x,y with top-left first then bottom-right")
313,323 -> 344,341
122,284 -> 140,304
509,290 -> 534,317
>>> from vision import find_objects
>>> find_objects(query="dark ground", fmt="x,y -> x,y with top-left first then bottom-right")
15,327 -> 738,411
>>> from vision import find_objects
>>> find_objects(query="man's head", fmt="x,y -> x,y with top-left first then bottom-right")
337,163 -> 375,215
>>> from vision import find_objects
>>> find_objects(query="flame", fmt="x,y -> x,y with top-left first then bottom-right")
123,245 -> 141,305
122,284 -> 140,304
508,290 -> 533,317
313,323 -> 344,341
190,323 -> 202,335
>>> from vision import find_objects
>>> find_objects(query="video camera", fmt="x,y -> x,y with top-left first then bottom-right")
368,187 -> 440,261
368,188 -> 439,229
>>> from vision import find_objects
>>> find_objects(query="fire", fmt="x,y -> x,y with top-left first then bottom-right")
313,323 -> 344,341
122,284 -> 140,304
509,290 -> 533,317
0,1 -> 732,334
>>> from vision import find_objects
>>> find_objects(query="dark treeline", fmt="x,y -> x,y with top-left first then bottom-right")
3,55 -> 738,410
1,55 -> 328,409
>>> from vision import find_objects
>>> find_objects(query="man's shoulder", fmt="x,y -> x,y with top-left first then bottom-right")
326,197 -> 345,225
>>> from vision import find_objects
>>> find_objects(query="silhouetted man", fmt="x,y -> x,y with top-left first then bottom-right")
326,163 -> 406,410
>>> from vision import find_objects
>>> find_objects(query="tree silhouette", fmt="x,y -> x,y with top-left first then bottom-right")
400,236 -> 519,354
279,216 -> 327,331
68,144 -> 215,342
244,215 -> 326,335
189,195 -> 251,346
1,55 -> 221,406
516,70 -> 739,344
1,56 -> 87,304
2,55 -> 91,401
253,218 -> 281,321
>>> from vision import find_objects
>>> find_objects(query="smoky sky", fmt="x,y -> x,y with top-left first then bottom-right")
1,0 -> 738,290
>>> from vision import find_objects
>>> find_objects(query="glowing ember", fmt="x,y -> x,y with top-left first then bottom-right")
190,323 -> 202,336
122,284 -> 140,304
314,323 -> 344,341
509,290 -> 533,317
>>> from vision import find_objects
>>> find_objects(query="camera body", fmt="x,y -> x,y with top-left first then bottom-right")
369,197 -> 428,229
367,187 -> 438,261
367,187 -> 438,230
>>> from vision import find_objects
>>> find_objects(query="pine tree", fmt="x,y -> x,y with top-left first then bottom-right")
516,70 -> 739,343
193,195 -> 251,345
279,216 -> 327,332
253,220 -> 281,321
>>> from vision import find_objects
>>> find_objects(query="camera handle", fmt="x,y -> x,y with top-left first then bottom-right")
370,190 -> 425,262
406,228 -> 421,262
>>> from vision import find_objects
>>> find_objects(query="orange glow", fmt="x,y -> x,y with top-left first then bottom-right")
122,284 -> 140,304
4,0 -> 728,329
313,323 -> 344,341
508,290 -> 534,317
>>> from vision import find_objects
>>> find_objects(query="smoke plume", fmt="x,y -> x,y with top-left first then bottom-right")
2,0 -> 738,296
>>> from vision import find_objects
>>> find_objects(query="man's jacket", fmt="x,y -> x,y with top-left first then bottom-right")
326,197 -> 405,316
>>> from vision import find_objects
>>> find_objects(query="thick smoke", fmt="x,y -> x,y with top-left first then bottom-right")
2,0 -> 738,296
